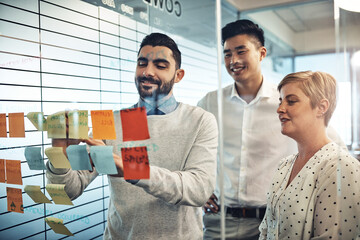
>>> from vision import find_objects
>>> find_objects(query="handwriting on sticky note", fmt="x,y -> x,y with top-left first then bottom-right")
90,146 -> 117,174
26,112 -> 47,131
90,110 -> 116,140
45,147 -> 71,169
9,112 -> 25,138
0,159 -> 5,183
7,187 -> 23,213
68,110 -> 88,139
120,107 -> 150,141
24,147 -> 46,170
47,111 -> 66,138
46,184 -> 73,205
24,185 -> 52,204
45,217 -> 73,236
0,113 -> 7,137
121,146 -> 150,180
5,160 -> 22,185
66,145 -> 92,170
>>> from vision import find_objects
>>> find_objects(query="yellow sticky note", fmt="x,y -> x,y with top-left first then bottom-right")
9,112 -> 25,138
68,110 -> 88,139
7,187 -> 24,213
0,113 -> 7,137
46,184 -> 73,205
26,112 -> 47,131
45,217 -> 73,236
24,185 -> 52,204
47,111 -> 66,138
45,147 -> 71,169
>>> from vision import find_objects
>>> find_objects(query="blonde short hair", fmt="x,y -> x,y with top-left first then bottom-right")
277,71 -> 337,126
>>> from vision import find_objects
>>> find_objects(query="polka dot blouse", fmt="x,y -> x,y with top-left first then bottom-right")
259,142 -> 360,239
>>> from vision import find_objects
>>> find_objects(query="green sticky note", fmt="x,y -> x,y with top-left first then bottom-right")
26,112 -> 47,131
68,110 -> 89,139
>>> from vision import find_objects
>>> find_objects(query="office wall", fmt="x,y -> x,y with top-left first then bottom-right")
0,0 -> 218,238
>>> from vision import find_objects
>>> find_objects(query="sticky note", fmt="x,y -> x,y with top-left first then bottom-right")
66,145 -> 92,170
5,160 -> 22,185
0,113 -> 7,137
9,112 -> 25,138
120,107 -> 150,141
24,147 -> 46,170
45,147 -> 71,169
90,110 -> 116,140
7,187 -> 23,213
46,184 -> 73,205
45,217 -> 73,236
121,146 -> 150,180
90,146 -> 118,174
47,111 -> 66,138
26,112 -> 47,131
68,110 -> 88,139
0,159 -> 5,183
24,185 -> 51,203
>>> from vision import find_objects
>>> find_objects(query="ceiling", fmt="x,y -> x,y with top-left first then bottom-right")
85,0 -> 360,57
227,0 -> 360,56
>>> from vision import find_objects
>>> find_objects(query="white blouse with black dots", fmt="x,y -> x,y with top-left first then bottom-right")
259,142 -> 360,240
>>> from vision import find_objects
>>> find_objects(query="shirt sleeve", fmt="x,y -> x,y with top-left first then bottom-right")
46,161 -> 99,200
313,154 -> 360,239
134,112 -> 218,207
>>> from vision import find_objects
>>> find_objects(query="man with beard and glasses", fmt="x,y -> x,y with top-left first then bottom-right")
197,19 -> 346,240
46,33 -> 218,239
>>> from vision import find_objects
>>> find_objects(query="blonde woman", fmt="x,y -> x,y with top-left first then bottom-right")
259,71 -> 360,239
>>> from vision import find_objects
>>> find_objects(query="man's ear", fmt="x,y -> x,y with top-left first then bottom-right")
317,99 -> 330,117
259,46 -> 267,61
174,69 -> 185,83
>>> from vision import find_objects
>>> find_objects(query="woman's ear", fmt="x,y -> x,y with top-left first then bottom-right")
317,99 -> 329,117
174,69 -> 185,83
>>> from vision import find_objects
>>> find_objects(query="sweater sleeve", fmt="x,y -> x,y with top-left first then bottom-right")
45,161 -> 99,200
135,111 -> 218,207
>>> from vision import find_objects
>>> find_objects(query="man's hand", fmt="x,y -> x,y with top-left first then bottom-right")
203,193 -> 219,214
84,138 -> 124,177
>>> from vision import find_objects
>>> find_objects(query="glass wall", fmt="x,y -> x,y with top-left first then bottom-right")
1,0 -> 359,239
0,0 -> 227,238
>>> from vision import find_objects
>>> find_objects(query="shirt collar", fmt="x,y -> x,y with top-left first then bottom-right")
230,77 -> 273,102
138,94 -> 178,115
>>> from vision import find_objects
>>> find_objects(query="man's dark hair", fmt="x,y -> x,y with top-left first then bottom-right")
221,19 -> 265,47
139,33 -> 182,69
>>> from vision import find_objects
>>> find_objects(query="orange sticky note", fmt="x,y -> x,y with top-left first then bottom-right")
5,160 -> 23,185
0,159 -> 5,183
9,112 -> 25,138
120,107 -> 150,141
7,187 -> 24,213
91,110 -> 116,140
121,146 -> 150,180
0,113 -> 7,137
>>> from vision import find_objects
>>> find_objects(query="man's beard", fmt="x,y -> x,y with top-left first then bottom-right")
135,75 -> 175,100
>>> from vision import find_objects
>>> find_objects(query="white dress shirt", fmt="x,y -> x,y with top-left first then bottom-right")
198,80 -> 298,207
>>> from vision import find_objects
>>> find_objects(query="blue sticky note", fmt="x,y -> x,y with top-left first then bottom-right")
24,147 -> 46,170
90,146 -> 118,174
66,145 -> 92,170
